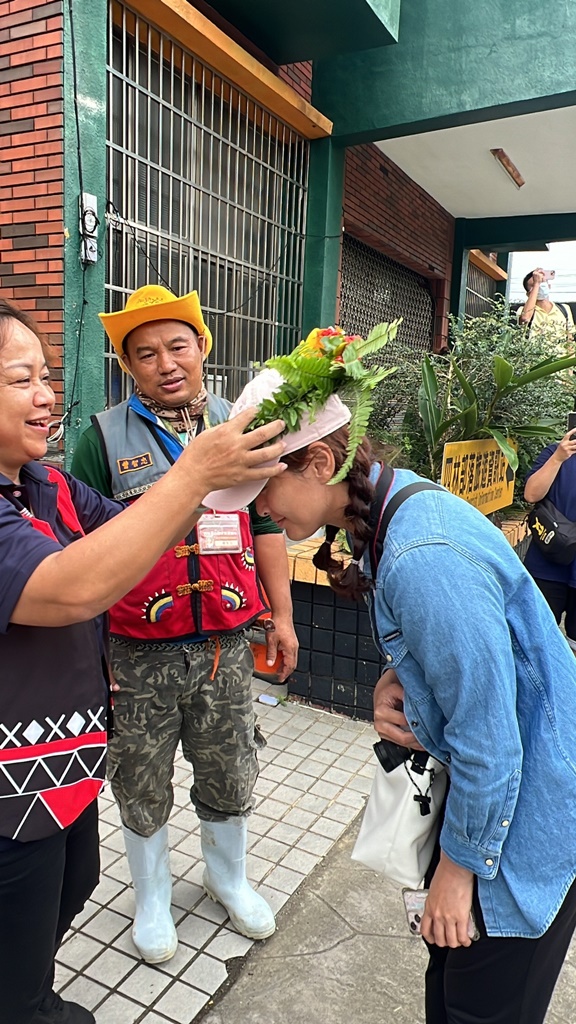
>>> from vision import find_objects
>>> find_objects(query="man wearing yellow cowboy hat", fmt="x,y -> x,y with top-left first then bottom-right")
72,285 -> 298,963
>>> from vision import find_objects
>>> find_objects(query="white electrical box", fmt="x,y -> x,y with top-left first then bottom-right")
79,193 -> 99,264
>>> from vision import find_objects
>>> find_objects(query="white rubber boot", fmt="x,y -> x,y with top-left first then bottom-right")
201,818 -> 276,940
122,824 -> 178,963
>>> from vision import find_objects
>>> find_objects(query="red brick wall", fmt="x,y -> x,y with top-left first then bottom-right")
0,0 -> 64,410
343,144 -> 454,351
278,61 -> 312,103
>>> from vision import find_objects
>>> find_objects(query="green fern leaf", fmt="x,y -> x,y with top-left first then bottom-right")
366,365 -> 398,388
339,346 -> 365,380
352,319 -> 402,360
268,354 -> 334,382
331,390 -> 374,484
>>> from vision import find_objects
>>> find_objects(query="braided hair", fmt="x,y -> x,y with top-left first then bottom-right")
282,427 -> 377,601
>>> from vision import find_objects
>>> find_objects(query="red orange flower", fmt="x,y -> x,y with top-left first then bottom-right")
333,334 -> 361,361
301,326 -> 347,357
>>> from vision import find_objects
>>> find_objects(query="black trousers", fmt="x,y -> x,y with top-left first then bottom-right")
0,802 -> 100,1024
533,577 -> 576,640
424,876 -> 576,1024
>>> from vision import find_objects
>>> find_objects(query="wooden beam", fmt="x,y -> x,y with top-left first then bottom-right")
469,249 -> 508,281
128,0 -> 333,139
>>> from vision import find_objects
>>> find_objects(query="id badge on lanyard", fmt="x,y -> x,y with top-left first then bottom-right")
196,512 -> 243,554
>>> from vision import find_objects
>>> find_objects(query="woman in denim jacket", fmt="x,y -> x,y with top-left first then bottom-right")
210,379 -> 576,1024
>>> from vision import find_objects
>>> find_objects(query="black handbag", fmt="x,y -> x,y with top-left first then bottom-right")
527,498 -> 576,565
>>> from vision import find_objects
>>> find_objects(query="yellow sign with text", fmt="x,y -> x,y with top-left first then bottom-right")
441,438 -> 516,515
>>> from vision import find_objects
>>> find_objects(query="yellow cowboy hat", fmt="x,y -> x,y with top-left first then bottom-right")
99,285 -> 213,370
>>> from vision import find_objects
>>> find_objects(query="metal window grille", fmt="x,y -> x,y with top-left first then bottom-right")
465,263 -> 498,317
339,235 -> 434,360
105,0 -> 309,405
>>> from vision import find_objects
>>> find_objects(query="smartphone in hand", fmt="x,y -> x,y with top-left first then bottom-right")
402,888 -> 480,941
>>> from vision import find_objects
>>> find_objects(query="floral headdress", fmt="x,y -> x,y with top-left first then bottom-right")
250,321 -> 400,483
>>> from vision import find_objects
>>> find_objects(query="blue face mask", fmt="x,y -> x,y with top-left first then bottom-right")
537,282 -> 550,301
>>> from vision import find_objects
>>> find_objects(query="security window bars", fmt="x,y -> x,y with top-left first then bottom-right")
465,263 -> 498,318
105,0 -> 308,405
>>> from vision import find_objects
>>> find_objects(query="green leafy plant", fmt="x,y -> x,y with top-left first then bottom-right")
251,321 -> 400,483
369,297 -> 576,501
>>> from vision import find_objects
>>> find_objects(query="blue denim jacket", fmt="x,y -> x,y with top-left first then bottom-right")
367,468 -> 576,938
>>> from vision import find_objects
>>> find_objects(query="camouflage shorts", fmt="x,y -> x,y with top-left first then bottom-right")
107,633 -> 263,836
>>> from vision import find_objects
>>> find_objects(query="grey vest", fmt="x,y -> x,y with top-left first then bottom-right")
92,393 -> 232,500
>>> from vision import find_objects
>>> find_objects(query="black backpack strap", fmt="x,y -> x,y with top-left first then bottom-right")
366,463 -> 394,573
369,474 -> 443,580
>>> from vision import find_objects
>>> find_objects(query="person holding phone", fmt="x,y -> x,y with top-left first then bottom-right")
517,268 -> 575,358
523,423 -> 576,646
205,328 -> 576,1024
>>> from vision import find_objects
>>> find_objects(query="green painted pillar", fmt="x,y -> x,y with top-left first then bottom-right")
302,138 -> 345,333
63,0 -> 107,466
450,218 -> 469,318
495,252 -> 510,298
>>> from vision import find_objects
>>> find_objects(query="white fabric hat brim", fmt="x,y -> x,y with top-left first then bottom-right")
203,369 -> 351,513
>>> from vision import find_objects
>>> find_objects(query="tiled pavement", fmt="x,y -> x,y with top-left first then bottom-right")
55,681 -> 376,1024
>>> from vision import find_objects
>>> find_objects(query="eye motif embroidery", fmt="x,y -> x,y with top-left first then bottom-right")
221,582 -> 246,611
241,546 -> 255,571
141,589 -> 174,622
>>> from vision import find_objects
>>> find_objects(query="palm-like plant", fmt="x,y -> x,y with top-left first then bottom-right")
369,298 -> 576,494
419,346 -> 576,478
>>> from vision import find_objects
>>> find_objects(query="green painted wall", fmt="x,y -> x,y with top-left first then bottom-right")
63,0 -> 107,466
206,0 -> 400,63
313,0 -> 576,143
302,139 -> 346,333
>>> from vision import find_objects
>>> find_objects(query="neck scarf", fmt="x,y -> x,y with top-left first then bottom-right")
136,385 -> 209,437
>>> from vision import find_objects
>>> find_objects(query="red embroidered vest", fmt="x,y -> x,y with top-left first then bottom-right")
109,512 -> 266,641
93,400 -> 266,643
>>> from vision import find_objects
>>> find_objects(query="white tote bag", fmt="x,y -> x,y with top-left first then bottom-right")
352,755 -> 447,888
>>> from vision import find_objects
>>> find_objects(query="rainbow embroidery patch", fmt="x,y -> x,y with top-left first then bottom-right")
221,582 -> 246,611
141,589 -> 174,622
241,546 -> 255,571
